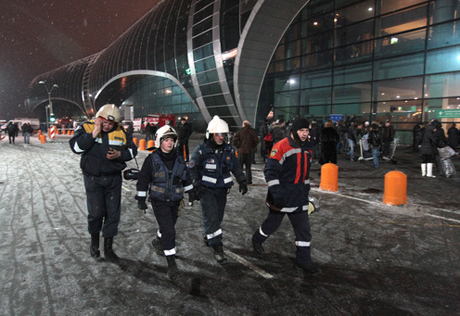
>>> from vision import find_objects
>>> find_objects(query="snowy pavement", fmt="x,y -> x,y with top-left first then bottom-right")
1,133 -> 460,315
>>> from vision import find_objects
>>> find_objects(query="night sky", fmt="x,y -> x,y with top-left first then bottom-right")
0,0 -> 160,120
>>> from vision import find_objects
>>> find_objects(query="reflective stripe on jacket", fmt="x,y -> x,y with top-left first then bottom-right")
198,143 -> 234,188
149,151 -> 188,202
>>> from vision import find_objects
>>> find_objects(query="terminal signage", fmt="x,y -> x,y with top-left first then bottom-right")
437,109 -> 460,118
330,114 -> 344,122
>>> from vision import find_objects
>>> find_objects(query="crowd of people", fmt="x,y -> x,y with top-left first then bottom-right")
69,107 -> 322,280
66,105 -> 460,281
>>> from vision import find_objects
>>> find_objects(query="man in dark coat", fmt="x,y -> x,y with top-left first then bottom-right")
319,120 -> 339,165
177,117 -> 193,162
447,123 -> 459,149
233,120 -> 259,184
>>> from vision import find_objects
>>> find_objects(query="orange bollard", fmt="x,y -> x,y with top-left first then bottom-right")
147,140 -> 155,152
320,163 -> 339,192
383,171 -> 407,206
133,137 -> 139,147
139,139 -> 146,151
71,130 -> 74,135
40,134 -> 47,143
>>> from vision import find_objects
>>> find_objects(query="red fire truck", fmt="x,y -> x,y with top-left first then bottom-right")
133,114 -> 176,133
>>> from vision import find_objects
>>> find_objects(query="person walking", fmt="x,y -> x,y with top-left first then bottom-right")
381,120 -> 395,157
6,122 -> 18,144
69,104 -> 138,262
189,115 -> 248,264
368,123 -> 382,168
233,120 -> 259,184
251,117 -> 320,275
177,117 -> 193,162
136,125 -> 194,280
420,120 -> 439,178
347,123 -> 361,161
22,122 -> 33,144
258,120 -> 269,162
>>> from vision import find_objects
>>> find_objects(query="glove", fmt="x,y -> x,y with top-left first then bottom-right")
193,180 -> 205,201
239,181 -> 248,195
137,200 -> 148,214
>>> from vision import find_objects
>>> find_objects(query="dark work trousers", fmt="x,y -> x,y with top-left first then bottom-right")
252,208 -> 312,264
178,138 -> 190,161
84,174 -> 122,238
239,153 -> 253,184
200,188 -> 228,247
259,136 -> 266,160
152,200 -> 180,256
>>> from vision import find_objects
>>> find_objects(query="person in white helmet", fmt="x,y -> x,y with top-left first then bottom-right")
69,104 -> 138,262
189,115 -> 248,264
135,125 -> 194,280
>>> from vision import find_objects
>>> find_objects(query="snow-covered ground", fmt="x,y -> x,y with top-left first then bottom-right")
1,133 -> 459,315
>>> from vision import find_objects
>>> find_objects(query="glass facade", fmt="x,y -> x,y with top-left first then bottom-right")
264,0 -> 460,143
25,0 -> 460,141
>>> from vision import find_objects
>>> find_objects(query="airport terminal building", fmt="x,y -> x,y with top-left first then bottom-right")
25,0 -> 460,142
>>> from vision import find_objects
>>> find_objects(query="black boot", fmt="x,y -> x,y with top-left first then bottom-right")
90,233 -> 100,259
104,237 -> 119,262
252,239 -> 265,258
166,256 -> 180,280
151,237 -> 163,256
297,261 -> 321,276
213,245 -> 227,264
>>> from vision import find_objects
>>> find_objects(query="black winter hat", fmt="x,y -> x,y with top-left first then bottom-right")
291,117 -> 310,134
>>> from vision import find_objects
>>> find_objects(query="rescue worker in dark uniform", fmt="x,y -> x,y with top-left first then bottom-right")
251,117 -> 321,275
69,104 -> 138,262
189,115 -> 248,264
136,125 -> 194,280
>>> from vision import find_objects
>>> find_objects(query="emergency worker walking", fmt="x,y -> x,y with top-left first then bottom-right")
136,125 -> 194,280
69,104 -> 138,262
189,115 -> 248,264
251,117 -> 320,275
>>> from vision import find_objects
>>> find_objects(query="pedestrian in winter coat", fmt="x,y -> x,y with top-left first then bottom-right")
447,123 -> 459,148
319,120 -> 339,165
21,123 -> 33,144
6,122 -> 18,144
176,117 -> 193,162
412,122 -> 424,152
258,120 -> 269,162
419,122 -> 438,178
233,120 -> 259,184
136,125 -> 194,280
270,119 -> 287,144
347,123 -> 361,161
368,123 -> 382,168
381,120 -> 395,157
189,115 -> 247,264
251,117 -> 320,275
69,104 -> 138,262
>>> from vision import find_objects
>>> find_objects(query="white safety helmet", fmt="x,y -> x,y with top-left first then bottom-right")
154,125 -> 178,148
206,115 -> 229,139
95,104 -> 121,123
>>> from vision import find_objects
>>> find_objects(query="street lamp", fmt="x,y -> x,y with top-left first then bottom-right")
39,81 -> 59,130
